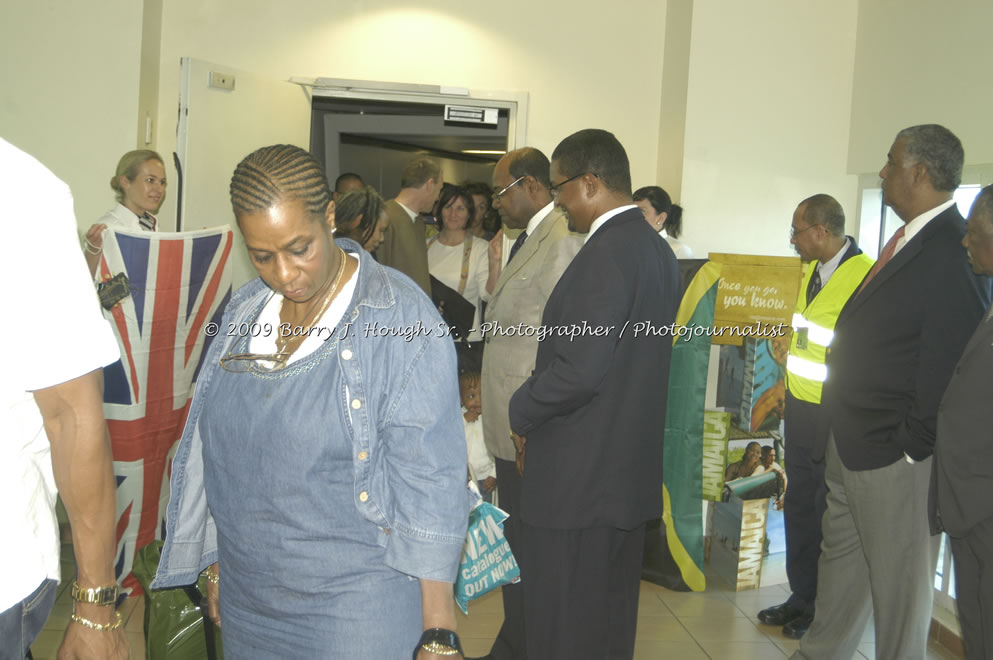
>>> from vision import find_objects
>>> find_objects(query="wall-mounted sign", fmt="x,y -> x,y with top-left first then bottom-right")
444,104 -> 499,125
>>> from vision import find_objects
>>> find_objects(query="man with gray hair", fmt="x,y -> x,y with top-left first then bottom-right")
375,158 -> 443,294
930,184 -> 993,660
793,125 -> 992,659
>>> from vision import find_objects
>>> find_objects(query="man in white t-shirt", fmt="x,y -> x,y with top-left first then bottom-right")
0,137 -> 127,658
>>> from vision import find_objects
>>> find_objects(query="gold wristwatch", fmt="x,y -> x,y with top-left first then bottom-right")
70,580 -> 120,606
414,628 -> 462,658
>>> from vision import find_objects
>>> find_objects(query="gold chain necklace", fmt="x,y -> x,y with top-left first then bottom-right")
275,247 -> 348,360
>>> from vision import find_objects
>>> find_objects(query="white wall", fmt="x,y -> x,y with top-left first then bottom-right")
678,0 -> 860,258
152,0 -> 668,227
847,0 -> 993,176
0,1 -> 144,230
11,0 -> 993,262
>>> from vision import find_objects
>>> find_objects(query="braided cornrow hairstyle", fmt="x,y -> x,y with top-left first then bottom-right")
335,186 -> 386,247
230,144 -> 331,222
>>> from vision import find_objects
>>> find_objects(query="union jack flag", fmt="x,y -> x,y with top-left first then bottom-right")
98,227 -> 233,596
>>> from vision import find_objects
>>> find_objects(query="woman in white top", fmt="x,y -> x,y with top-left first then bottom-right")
633,185 -> 694,259
426,185 -> 494,341
84,150 -> 167,275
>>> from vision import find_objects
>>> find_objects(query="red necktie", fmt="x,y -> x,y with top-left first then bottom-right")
858,225 -> 905,295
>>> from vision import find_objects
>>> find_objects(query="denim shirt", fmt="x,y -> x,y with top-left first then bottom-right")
152,240 -> 470,589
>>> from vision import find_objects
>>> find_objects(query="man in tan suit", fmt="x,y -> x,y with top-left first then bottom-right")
471,147 -> 581,660
375,158 -> 443,294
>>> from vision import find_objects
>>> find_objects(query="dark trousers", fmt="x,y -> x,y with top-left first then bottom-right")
950,516 -> 993,660
0,579 -> 57,660
783,393 -> 827,615
519,522 -> 646,660
487,457 -> 526,659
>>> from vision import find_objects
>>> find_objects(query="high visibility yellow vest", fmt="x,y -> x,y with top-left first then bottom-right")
787,252 -> 874,403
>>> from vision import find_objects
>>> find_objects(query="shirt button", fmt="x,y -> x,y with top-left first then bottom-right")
351,399 -> 362,410
357,451 -> 369,460
342,349 -> 353,360
359,491 -> 369,502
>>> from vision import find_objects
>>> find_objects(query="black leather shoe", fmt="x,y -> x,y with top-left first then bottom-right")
757,601 -> 804,626
782,613 -> 813,639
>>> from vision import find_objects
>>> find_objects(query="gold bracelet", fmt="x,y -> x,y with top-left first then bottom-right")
203,569 -> 220,584
70,610 -> 122,631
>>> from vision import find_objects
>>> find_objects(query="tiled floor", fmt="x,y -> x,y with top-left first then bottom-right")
32,544 -> 957,660
455,574 -> 961,660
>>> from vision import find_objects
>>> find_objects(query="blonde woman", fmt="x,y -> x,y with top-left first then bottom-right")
84,150 -> 166,275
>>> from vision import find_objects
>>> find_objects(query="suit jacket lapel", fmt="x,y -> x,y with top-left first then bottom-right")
491,210 -> 559,298
848,234 -> 923,311
843,207 -> 957,317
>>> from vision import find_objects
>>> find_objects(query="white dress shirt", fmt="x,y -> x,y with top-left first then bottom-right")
585,204 -> 638,244
817,237 -> 851,286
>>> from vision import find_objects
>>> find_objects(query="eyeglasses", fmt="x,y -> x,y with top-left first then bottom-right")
789,224 -> 819,239
549,172 -> 594,197
494,176 -> 525,199
219,351 -> 291,373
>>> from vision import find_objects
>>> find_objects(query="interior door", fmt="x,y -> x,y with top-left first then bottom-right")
177,57 -> 311,288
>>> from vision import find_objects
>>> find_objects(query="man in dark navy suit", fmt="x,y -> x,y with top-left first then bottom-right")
508,129 -> 680,660
793,125 -> 992,660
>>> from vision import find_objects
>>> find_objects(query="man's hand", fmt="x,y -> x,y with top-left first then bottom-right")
485,230 -> 504,295
511,432 -> 526,475
481,476 -> 497,494
488,229 -> 504,265
58,608 -> 129,660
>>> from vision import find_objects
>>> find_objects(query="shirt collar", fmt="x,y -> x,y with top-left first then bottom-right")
903,199 -> 956,245
525,202 -> 555,236
396,200 -> 418,222
584,204 -> 637,244
817,237 -> 850,275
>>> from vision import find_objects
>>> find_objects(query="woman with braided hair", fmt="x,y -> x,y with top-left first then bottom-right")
152,144 -> 470,659
334,185 -> 390,253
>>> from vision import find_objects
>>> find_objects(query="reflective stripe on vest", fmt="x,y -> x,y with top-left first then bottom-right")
790,313 -> 835,347
787,252 -> 874,404
787,354 -> 827,382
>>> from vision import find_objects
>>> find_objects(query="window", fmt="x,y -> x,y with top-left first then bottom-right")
856,162 -> 993,258
857,184 -> 983,259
